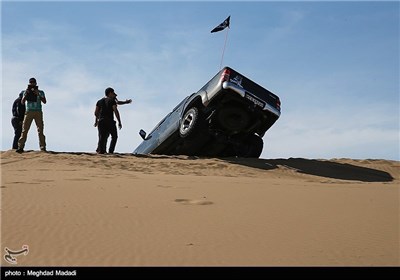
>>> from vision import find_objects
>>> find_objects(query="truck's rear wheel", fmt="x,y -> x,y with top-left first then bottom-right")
179,107 -> 200,138
237,134 -> 263,158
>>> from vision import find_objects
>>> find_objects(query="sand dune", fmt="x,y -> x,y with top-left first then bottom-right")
1,150 -> 399,266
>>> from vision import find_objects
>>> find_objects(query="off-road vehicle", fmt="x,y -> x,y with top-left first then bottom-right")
133,67 -> 281,158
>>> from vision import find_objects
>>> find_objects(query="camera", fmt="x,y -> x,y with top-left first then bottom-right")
28,85 -> 38,91
25,85 -> 39,102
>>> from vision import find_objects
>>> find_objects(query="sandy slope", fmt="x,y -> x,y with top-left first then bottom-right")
1,150 -> 399,266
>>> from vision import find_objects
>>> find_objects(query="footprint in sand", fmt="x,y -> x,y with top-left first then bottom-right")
65,178 -> 90,181
174,198 -> 214,205
157,185 -> 174,188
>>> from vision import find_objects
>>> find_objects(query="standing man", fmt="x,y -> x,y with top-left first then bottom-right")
11,92 -> 26,149
16,77 -> 47,153
94,87 -> 132,154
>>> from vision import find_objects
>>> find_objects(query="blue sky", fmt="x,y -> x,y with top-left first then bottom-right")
2,1 -> 399,160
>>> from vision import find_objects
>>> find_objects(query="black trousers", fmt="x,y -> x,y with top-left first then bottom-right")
97,119 -> 118,154
11,117 -> 23,149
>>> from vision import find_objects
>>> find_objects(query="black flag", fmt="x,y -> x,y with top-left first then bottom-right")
211,16 -> 230,33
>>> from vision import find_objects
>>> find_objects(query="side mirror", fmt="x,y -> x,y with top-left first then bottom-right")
139,129 -> 147,140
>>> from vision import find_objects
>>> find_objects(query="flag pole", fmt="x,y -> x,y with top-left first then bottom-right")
219,27 -> 230,70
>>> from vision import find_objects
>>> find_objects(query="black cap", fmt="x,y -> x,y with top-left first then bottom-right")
105,87 -> 114,96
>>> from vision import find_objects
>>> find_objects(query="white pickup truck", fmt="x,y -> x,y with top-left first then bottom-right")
134,66 -> 281,158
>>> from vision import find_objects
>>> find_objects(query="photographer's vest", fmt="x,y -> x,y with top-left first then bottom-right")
24,90 -> 45,112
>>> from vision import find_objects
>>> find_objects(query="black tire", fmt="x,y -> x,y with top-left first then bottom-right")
217,106 -> 250,133
179,107 -> 200,138
237,134 -> 264,158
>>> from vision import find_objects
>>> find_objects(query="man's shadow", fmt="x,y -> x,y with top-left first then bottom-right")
225,157 -> 394,182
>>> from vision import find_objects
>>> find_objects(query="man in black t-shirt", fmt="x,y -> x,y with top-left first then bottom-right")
94,87 -> 132,154
11,92 -> 26,149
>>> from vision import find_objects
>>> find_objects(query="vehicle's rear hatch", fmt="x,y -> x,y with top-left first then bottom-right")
226,67 -> 281,113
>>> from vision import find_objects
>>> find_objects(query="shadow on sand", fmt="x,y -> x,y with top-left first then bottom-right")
226,157 -> 394,183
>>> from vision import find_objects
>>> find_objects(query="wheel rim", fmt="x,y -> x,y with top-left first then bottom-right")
181,112 -> 195,133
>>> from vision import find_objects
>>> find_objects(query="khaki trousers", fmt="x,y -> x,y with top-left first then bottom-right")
18,111 -> 46,150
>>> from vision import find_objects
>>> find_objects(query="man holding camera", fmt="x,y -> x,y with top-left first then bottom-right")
16,77 -> 47,153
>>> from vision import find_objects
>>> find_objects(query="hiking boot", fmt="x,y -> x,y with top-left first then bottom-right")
16,149 -> 24,153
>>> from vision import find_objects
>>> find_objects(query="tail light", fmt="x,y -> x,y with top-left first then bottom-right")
276,98 -> 281,110
220,68 -> 231,83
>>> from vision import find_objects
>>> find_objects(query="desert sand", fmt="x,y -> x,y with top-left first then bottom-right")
1,150 -> 399,266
